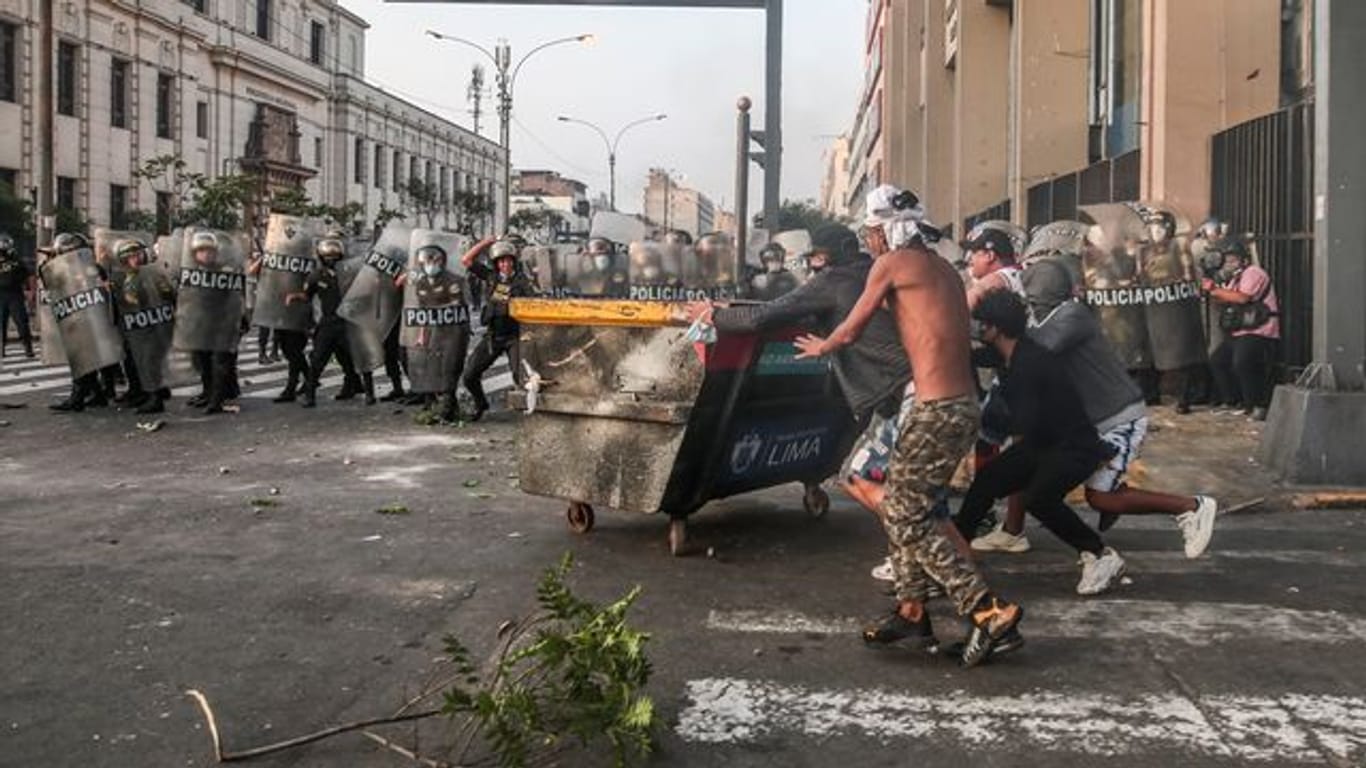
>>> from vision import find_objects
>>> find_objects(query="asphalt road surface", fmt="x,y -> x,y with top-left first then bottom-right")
3,348 -> 1364,767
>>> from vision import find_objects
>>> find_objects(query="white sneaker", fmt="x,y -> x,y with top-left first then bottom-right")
971,524 -> 1032,553
1076,547 -> 1127,595
1177,495 -> 1219,558
871,558 -> 894,582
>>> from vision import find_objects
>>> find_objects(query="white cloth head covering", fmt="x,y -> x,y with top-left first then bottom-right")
864,184 -> 936,248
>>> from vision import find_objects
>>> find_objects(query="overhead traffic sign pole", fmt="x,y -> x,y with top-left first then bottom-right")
386,0 -> 782,237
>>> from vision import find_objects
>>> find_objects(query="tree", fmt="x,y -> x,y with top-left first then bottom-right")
400,178 -> 449,229
451,189 -> 494,237
269,186 -> 365,233
0,184 -> 34,241
507,206 -> 566,243
133,154 -> 256,232
755,198 -> 850,233
373,205 -> 407,237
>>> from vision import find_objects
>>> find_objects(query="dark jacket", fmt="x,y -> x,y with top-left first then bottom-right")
997,336 -> 1110,459
1029,300 -> 1146,433
468,262 -> 536,338
713,255 -> 910,420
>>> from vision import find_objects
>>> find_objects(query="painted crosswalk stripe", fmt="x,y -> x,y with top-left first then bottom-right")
676,677 -> 1366,763
704,599 -> 1366,646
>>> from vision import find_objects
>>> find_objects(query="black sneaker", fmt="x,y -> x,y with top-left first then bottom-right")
943,626 -> 1025,661
960,596 -> 1023,669
862,609 -> 939,652
187,394 -> 209,408
379,389 -> 405,403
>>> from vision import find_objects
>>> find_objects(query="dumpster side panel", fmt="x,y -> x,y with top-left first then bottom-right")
518,413 -> 686,514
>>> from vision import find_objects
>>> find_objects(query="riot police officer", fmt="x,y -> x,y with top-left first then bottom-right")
183,231 -> 240,414
398,243 -> 470,424
0,232 -> 34,358
287,235 -> 364,407
110,238 -> 176,414
751,242 -> 800,301
41,233 -> 110,412
460,236 -> 536,421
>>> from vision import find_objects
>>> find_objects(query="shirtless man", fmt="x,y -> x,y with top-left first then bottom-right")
794,185 -> 1023,667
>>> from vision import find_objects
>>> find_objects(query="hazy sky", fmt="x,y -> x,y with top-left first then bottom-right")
341,0 -> 868,215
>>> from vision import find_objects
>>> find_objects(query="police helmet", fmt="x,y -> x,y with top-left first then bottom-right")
1145,209 -> 1177,240
50,232 -> 90,256
586,237 -> 613,256
190,231 -> 219,253
114,238 -> 148,263
1215,238 -> 1250,263
415,244 -> 447,266
490,239 -> 519,262
0,233 -> 14,256
759,242 -> 787,263
315,238 -> 345,260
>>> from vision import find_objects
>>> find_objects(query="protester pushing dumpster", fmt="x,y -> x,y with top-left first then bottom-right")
507,236 -> 860,555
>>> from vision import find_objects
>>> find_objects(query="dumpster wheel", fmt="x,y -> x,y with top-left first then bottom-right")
668,518 -> 689,557
803,484 -> 831,518
567,502 -> 595,534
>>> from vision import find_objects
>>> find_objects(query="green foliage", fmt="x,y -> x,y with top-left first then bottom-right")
54,207 -> 90,236
119,209 -> 158,232
452,189 -> 495,237
401,178 -> 447,229
134,154 -> 256,231
757,198 -> 850,233
440,554 -> 654,767
270,187 -> 364,233
507,207 -> 566,243
0,184 -> 34,240
374,205 -> 407,235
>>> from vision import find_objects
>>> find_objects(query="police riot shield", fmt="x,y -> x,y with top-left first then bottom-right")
1078,204 -> 1152,370
37,247 -> 124,378
36,285 -> 67,366
172,230 -> 247,353
96,229 -> 176,390
566,246 -> 629,298
687,233 -> 740,300
772,230 -> 813,283
627,240 -> 687,301
400,256 -> 470,394
334,236 -> 385,373
409,230 -> 469,279
154,228 -> 185,274
1135,204 -> 1207,371
255,214 -> 324,331
338,223 -> 411,371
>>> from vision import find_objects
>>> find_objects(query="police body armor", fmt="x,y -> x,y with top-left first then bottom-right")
338,224 -> 412,372
172,230 -> 247,353
255,214 -> 325,331
96,229 -> 175,390
1079,204 -> 1153,370
401,230 -> 470,393
37,244 -> 124,378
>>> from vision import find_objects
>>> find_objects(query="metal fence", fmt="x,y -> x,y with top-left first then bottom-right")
1025,149 -> 1141,229
1209,101 -> 1315,379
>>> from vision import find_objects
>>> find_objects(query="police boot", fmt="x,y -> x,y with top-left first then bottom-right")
187,392 -> 209,408
23,340 -> 35,359
335,376 -> 361,401
84,385 -> 109,409
273,372 -> 299,403
49,389 -> 86,412
362,373 -> 377,406
438,393 -> 461,424
380,382 -> 407,402
135,392 -> 165,414
300,382 -> 317,409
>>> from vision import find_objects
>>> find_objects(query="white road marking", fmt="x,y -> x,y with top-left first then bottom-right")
706,599 -> 1366,645
676,677 -> 1366,762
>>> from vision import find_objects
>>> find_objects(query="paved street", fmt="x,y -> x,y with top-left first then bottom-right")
2,350 -> 1364,767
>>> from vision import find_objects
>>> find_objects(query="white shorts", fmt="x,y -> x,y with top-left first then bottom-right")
1086,416 -> 1149,493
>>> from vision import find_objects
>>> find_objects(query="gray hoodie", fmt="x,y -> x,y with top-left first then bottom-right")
1029,300 -> 1146,433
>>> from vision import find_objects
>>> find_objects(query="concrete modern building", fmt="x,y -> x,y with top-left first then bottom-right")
850,0 -> 1289,237
642,168 -> 714,240
818,133 -> 852,219
0,0 -> 505,235
509,169 -> 590,238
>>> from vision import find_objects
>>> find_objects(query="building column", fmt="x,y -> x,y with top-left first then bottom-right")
1259,0 -> 1366,485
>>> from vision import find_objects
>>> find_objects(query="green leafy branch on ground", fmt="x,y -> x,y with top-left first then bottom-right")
186,554 -> 654,767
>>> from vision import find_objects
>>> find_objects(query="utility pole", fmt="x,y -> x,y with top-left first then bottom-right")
762,0 -> 783,238
468,64 -> 484,135
37,0 -> 55,245
734,97 -> 751,272
495,40 -> 512,232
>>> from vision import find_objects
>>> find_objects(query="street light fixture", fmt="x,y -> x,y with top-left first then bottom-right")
426,29 -> 594,231
556,113 -> 667,211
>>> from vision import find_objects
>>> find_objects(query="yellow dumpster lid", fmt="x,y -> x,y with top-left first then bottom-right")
510,298 -> 690,328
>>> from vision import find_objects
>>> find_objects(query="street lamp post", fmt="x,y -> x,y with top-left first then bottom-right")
556,113 -> 666,211
426,30 -> 594,231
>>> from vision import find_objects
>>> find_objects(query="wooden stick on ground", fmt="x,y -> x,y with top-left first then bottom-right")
361,731 -> 454,768
186,689 -> 442,762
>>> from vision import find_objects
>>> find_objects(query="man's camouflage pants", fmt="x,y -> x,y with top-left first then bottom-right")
880,395 -> 987,614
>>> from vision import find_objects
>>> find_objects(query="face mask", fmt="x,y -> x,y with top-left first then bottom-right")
423,264 -> 442,278
641,266 -> 661,281
593,255 -> 611,271
764,261 -> 783,274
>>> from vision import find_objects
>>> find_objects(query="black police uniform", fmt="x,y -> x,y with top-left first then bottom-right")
300,260 -> 361,406
462,260 -> 535,418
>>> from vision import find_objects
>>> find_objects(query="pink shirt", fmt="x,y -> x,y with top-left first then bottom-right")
1226,265 -> 1280,339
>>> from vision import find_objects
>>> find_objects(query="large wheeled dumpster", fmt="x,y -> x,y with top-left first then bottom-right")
507,299 -> 861,555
